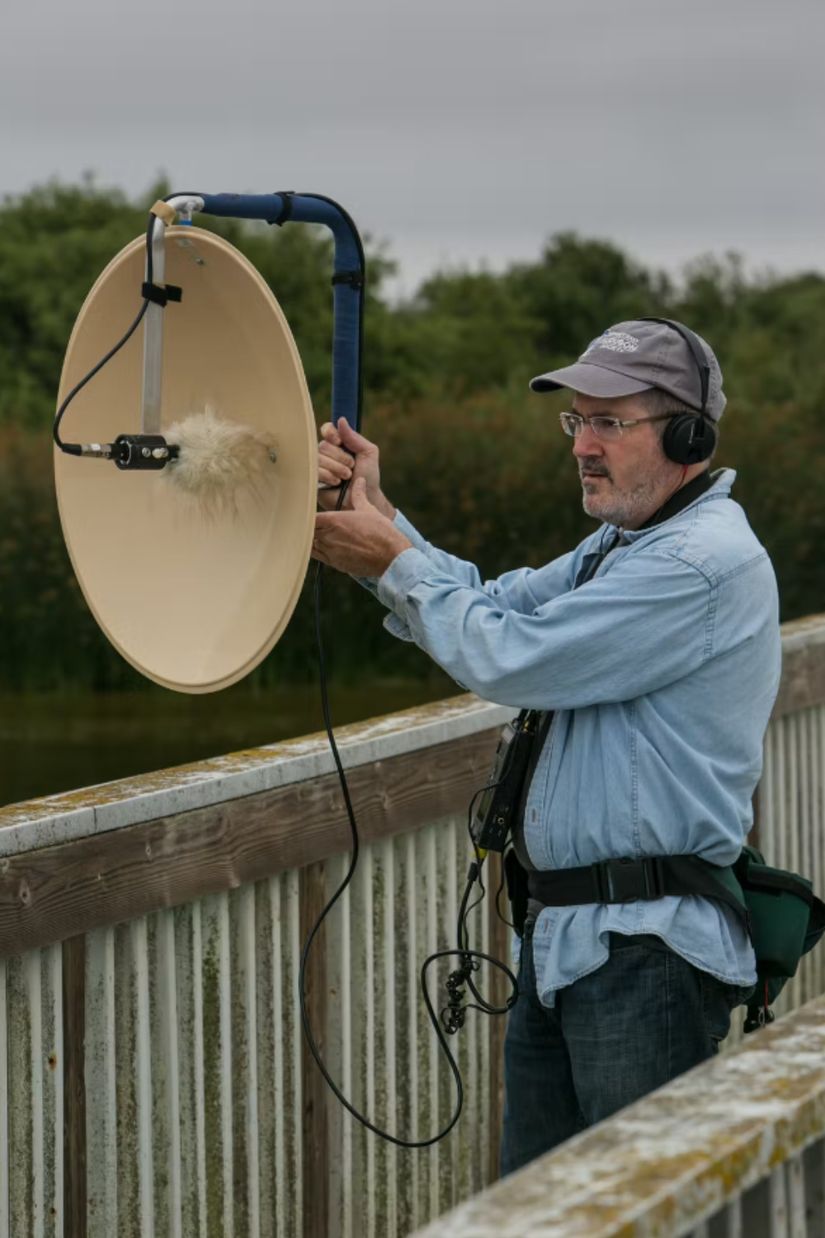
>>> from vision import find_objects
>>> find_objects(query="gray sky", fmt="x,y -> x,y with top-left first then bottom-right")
2,0 -> 823,296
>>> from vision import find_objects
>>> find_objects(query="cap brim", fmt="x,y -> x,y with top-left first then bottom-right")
530,361 -> 652,398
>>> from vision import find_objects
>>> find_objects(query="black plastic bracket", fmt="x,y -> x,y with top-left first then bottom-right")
331,269 -> 364,289
141,282 -> 183,307
270,191 -> 295,226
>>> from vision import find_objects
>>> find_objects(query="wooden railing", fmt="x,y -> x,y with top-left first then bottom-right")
1,614 -> 824,1237
0,695 -> 513,1236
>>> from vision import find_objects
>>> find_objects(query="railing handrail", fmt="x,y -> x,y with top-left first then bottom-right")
0,694 -> 510,958
0,693 -> 511,856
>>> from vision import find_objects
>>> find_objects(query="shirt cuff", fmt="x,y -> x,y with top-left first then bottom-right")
377,546 -> 432,614
354,509 -> 421,592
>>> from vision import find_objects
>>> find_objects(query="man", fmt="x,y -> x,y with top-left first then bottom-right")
312,318 -> 780,1173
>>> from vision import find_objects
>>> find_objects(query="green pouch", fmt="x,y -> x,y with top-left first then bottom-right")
733,846 -> 825,1029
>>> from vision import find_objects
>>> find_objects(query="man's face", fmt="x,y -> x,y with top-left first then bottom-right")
571,392 -> 682,530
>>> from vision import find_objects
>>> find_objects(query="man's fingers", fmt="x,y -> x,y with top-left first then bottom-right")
324,415 -> 377,463
319,421 -> 342,446
311,522 -> 330,563
336,416 -> 375,455
349,476 -> 370,509
318,442 -> 354,481
319,440 -> 354,466
318,461 -> 351,486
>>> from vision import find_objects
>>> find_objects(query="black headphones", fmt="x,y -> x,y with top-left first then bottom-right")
639,317 -> 717,466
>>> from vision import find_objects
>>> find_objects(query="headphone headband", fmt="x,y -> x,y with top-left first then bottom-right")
638,316 -> 711,417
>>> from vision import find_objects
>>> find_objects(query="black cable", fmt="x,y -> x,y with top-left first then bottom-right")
300,544 -> 460,1146
300,497 -> 519,1146
458,775 -> 521,1009
53,214 -> 156,454
495,849 -> 517,931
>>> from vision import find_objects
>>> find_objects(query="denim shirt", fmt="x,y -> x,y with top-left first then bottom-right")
367,469 -> 780,1004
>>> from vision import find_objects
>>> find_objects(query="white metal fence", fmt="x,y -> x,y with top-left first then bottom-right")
0,946 -> 63,1238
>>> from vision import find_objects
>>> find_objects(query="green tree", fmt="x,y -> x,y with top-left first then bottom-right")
1,178 -> 824,693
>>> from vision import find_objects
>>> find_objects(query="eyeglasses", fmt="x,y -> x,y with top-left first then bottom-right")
559,411 -> 677,442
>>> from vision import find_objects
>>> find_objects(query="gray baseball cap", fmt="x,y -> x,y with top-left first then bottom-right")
530,319 -> 726,421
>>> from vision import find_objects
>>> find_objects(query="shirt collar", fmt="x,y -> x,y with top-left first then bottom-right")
615,468 -> 735,544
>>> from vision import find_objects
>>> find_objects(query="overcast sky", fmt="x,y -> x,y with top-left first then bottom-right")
1,0 -> 823,296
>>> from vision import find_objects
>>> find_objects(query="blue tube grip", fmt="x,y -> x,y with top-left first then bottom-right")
198,193 -> 363,432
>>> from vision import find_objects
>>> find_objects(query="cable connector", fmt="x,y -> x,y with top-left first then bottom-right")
441,954 -> 474,1035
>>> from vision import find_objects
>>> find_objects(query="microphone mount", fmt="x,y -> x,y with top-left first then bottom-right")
73,435 -> 179,469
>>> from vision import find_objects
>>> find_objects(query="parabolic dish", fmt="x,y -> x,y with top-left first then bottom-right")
54,226 -> 318,693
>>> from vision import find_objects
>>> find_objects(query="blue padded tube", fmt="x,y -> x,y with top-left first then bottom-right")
198,193 -> 364,430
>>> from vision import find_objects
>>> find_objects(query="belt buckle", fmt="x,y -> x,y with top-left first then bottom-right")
598,857 -> 663,902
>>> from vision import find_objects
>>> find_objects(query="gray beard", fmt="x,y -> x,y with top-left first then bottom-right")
581,476 -> 663,529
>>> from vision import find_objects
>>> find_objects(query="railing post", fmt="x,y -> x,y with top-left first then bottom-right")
62,935 -> 86,1237
485,852 -> 510,1187
300,861 -> 331,1238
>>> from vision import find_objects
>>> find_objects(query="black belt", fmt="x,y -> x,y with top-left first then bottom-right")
527,854 -> 747,921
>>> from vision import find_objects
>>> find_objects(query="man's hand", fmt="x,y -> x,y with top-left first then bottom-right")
317,417 -> 396,519
313,477 -> 412,577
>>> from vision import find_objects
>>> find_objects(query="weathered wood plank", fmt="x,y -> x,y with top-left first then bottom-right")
299,862 -> 330,1238
62,935 -> 87,1238
0,728 -> 500,959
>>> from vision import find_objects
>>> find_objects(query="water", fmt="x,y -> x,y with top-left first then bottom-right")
0,674 -> 458,808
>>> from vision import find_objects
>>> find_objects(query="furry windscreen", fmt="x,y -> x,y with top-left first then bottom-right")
161,408 -> 278,517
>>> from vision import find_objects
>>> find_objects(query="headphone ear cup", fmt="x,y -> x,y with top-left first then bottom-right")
663,414 -> 716,465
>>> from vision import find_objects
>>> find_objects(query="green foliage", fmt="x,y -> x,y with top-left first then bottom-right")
0,178 -> 823,691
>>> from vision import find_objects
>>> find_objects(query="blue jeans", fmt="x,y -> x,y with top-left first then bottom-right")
500,927 -> 749,1176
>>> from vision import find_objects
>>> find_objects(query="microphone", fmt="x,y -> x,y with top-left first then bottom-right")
72,409 -> 279,517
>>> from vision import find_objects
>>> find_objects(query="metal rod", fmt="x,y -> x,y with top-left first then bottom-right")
140,196 -> 204,435
141,218 -> 165,435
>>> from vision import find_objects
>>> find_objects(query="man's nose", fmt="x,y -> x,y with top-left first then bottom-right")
572,423 -> 604,457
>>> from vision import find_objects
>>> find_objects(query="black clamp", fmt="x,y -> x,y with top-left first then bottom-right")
270,191 -> 295,226
141,282 -> 183,307
744,979 -> 777,1034
332,269 -> 364,290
